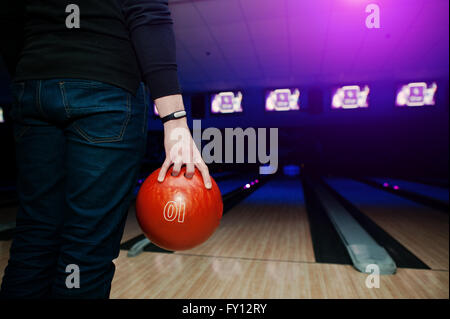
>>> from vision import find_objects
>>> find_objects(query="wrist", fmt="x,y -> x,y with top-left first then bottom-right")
163,116 -> 188,129
154,94 -> 185,118
160,110 -> 186,124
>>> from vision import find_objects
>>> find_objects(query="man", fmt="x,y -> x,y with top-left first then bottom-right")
0,0 -> 210,298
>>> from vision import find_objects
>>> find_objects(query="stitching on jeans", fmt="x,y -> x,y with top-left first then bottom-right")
60,82 -> 116,117
59,82 -> 131,143
59,81 -> 71,117
36,81 -> 48,119
58,81 -> 105,88
72,92 -> 131,144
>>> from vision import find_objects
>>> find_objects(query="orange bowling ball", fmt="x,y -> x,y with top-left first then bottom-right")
136,167 -> 223,251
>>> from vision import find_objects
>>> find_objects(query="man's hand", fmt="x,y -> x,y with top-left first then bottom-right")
154,95 -> 212,189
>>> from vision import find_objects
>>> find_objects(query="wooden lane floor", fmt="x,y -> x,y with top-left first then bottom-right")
173,179 -> 315,263
110,250 -> 449,299
111,177 -> 448,298
1,177 -> 449,298
325,178 -> 449,271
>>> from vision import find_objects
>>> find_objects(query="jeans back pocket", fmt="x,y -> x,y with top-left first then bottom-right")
59,80 -> 131,143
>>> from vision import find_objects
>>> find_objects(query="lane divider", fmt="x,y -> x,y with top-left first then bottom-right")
320,178 -> 430,270
304,176 -> 397,275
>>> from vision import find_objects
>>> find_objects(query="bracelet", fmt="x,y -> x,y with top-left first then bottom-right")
160,110 -> 187,124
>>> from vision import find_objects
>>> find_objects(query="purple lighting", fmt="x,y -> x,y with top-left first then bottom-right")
383,183 -> 389,187
211,91 -> 243,114
396,82 -> 437,107
393,185 -> 399,190
265,88 -> 300,111
255,179 -> 259,183
332,85 -> 370,109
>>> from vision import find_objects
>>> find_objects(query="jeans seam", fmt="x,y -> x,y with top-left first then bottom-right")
59,81 -> 71,117
36,81 -> 48,119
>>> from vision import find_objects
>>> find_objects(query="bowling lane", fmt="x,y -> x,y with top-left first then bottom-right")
325,178 -> 449,270
174,178 -> 315,264
372,178 -> 449,203
110,250 -> 449,298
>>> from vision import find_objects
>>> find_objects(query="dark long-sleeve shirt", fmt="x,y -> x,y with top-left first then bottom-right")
0,0 -> 181,98
121,0 -> 181,99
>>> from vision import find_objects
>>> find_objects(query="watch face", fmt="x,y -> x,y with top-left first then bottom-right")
174,111 -> 186,118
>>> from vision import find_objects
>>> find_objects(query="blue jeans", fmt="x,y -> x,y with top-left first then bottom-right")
0,79 -> 149,298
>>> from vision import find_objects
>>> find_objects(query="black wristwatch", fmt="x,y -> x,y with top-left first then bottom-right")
160,110 -> 187,124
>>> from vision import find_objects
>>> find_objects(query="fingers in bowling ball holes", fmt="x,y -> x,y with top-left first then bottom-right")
136,167 -> 223,251
158,161 -> 212,189
184,163 -> 195,179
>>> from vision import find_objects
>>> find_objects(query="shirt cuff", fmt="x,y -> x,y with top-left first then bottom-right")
145,69 -> 181,100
